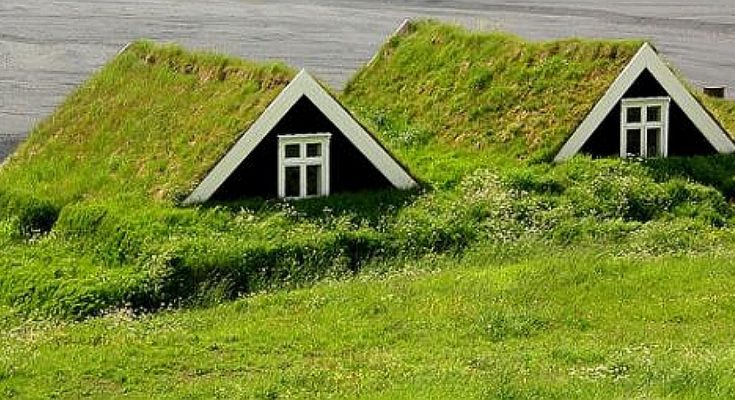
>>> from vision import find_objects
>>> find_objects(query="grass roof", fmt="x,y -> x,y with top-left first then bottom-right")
343,20 -> 735,163
700,95 -> 735,137
2,20 -> 735,205
0,41 -> 295,205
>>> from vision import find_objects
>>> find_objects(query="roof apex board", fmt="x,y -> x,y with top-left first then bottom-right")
554,42 -> 735,161
183,69 -> 416,204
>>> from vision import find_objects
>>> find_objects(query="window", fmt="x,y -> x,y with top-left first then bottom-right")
278,133 -> 331,199
620,97 -> 670,158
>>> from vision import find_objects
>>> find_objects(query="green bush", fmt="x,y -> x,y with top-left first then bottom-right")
0,238 -> 151,319
551,158 -> 732,223
4,153 -> 735,320
645,154 -> 735,198
54,202 -> 147,265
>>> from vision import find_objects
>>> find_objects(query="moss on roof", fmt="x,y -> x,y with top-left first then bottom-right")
699,95 -> 735,136
0,41 -> 295,204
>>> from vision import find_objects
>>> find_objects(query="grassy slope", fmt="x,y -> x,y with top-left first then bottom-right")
3,248 -> 735,398
701,95 -> 735,136
0,22 -> 647,205
0,41 -> 294,205
0,22 -> 733,320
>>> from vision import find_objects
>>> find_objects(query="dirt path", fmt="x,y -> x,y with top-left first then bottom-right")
1,0 -> 733,159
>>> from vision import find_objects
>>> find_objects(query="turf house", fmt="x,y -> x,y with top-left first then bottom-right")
8,24 -> 735,396
554,43 -> 735,161
185,69 -> 417,204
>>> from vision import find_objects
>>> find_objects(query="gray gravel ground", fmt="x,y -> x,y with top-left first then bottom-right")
1,0 -> 734,160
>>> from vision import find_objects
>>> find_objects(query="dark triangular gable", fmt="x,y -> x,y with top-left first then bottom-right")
184,70 -> 417,204
580,69 -> 718,157
211,96 -> 395,200
555,43 -> 735,161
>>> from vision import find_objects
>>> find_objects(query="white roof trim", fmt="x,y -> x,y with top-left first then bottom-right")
554,43 -> 735,162
367,18 -> 413,67
184,69 -> 417,204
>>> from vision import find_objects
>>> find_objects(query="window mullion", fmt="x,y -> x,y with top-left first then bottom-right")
620,107 -> 627,158
278,144 -> 284,198
299,164 -> 305,198
662,103 -> 670,157
641,122 -> 648,158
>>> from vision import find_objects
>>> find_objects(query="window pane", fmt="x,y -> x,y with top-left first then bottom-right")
647,128 -> 661,157
626,107 -> 642,123
285,166 -> 301,197
647,106 -> 662,123
306,143 -> 322,158
285,144 -> 300,158
306,165 -> 322,196
626,129 -> 641,157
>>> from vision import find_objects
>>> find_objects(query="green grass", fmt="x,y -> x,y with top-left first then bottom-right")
2,21 -> 734,205
0,21 -> 648,206
1,156 -> 732,319
343,20 -> 735,183
3,248 -> 735,398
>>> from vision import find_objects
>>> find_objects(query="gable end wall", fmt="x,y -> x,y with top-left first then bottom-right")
212,96 -> 393,200
580,69 -> 717,157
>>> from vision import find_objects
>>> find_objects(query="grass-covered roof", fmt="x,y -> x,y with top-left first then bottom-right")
343,21 -> 642,161
0,41 -> 295,204
3,20 -> 735,206
343,20 -> 735,162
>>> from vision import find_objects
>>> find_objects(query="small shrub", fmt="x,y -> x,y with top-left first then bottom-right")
55,202 -> 147,265
618,218 -> 728,258
645,154 -> 735,198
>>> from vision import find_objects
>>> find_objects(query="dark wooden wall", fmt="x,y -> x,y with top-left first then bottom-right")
212,96 -> 393,200
580,69 -> 718,157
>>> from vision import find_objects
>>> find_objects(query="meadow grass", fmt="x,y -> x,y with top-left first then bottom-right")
2,247 -> 735,398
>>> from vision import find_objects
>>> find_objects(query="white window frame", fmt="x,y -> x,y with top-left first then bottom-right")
620,97 -> 670,159
278,133 -> 331,199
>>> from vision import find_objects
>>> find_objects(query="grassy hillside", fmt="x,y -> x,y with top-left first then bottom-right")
3,20 -> 735,398
0,21 -> 732,324
0,156 -> 731,320
3,248 -> 735,398
2,21 -> 734,203
0,23 -> 734,321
